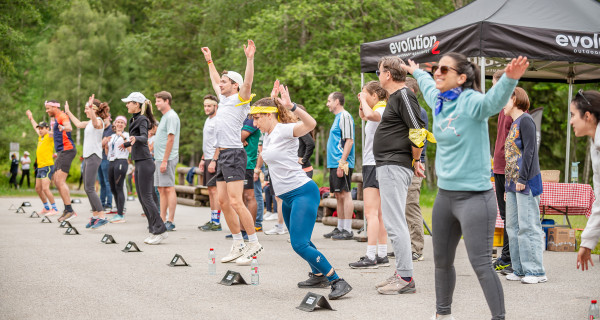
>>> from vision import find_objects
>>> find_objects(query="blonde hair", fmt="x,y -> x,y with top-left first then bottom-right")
253,97 -> 297,124
140,100 -> 156,126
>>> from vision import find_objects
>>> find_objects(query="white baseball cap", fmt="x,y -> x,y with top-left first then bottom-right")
224,71 -> 243,86
121,92 -> 147,104
24,151 -> 30,155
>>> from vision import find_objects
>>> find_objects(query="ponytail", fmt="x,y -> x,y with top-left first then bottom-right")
252,97 -> 297,124
141,100 -> 157,128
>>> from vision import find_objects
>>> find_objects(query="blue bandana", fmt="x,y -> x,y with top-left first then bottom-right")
435,87 -> 463,116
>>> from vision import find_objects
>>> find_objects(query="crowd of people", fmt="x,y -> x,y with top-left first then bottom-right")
18,39 -> 600,319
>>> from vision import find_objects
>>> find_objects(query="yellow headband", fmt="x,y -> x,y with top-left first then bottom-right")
373,100 -> 387,111
249,106 -> 278,115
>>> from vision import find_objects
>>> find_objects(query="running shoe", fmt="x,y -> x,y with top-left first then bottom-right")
85,217 -> 98,229
235,241 -> 264,266
45,209 -> 60,216
58,210 -> 77,222
147,232 -> 168,245
376,255 -> 390,267
430,314 -> 456,320
254,226 -> 263,232
198,221 -> 222,231
500,265 -> 514,276
91,218 -> 109,229
110,215 -> 125,223
506,273 -> 522,281
493,258 -> 511,272
264,212 -> 278,221
349,256 -> 378,269
377,275 -> 416,295
521,275 -> 547,284
221,240 -> 245,263
332,229 -> 353,240
264,225 -> 288,235
164,221 -> 176,231
329,278 -> 352,300
144,234 -> 154,244
375,271 -> 398,288
40,208 -> 51,215
323,227 -> 341,239
297,273 -> 330,288
412,252 -> 424,261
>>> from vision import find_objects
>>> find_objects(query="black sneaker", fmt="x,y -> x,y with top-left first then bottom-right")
329,278 -> 352,300
387,251 -> 395,258
376,255 -> 390,267
323,227 -> 341,239
412,252 -> 424,261
500,265 -> 514,276
297,272 -> 330,288
493,259 -> 511,272
349,256 -> 378,269
332,229 -> 353,240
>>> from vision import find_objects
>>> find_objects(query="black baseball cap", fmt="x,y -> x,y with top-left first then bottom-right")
36,121 -> 50,128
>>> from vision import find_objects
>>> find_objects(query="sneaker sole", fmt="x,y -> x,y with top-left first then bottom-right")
221,251 -> 244,263
111,220 -> 126,223
377,287 -> 417,295
298,282 -> 330,288
377,262 -> 391,267
91,223 -> 108,229
349,264 -> 378,269
235,246 -> 264,266
65,214 -> 77,222
331,237 -> 353,240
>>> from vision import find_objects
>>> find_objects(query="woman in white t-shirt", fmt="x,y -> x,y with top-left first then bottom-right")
104,115 -> 130,223
249,81 -> 352,300
349,81 -> 390,269
64,95 -> 109,228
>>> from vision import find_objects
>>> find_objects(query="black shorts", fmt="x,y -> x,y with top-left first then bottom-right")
203,159 -> 217,187
362,165 -> 379,189
329,167 -> 353,193
215,148 -> 247,183
55,148 -> 77,173
36,165 -> 54,180
243,169 -> 254,190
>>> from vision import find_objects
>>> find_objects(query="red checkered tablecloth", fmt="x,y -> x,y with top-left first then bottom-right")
495,182 -> 595,228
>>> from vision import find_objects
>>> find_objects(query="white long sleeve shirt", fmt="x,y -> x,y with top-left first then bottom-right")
581,122 -> 600,250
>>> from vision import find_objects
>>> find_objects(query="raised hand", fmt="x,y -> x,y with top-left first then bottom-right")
64,101 -> 70,114
26,110 -> 33,120
276,84 -> 293,109
270,80 -> 280,99
505,56 -> 529,80
401,59 -> 420,75
244,40 -> 256,60
201,47 -> 212,62
87,94 -> 95,107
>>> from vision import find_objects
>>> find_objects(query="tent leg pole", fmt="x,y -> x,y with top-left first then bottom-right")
480,57 -> 486,93
360,72 -> 367,236
565,81 -> 573,183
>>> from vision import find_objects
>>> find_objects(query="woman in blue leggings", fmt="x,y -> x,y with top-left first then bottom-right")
249,81 -> 352,300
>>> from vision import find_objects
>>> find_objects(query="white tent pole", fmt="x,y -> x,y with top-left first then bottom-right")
565,79 -> 574,183
480,57 -> 486,93
361,72 -> 367,236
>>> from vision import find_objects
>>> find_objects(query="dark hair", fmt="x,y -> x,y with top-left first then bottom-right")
330,92 -> 345,106
378,56 -> 407,82
96,101 -> 110,120
154,91 -> 172,105
252,97 -> 297,124
512,87 -> 530,112
493,70 -> 505,82
443,52 -> 481,92
405,77 -> 419,95
572,90 -> 600,122
363,81 -> 389,101
48,99 -> 59,104
203,94 -> 219,104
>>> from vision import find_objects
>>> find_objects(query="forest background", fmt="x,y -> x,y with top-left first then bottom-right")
1,0 -> 598,186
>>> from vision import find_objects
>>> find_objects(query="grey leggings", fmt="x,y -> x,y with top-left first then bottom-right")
83,154 -> 104,212
432,188 -> 505,320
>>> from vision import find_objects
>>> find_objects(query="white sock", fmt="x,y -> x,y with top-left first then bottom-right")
337,218 -> 343,230
366,245 -> 377,260
247,233 -> 258,243
377,244 -> 388,258
232,233 -> 244,241
344,219 -> 353,232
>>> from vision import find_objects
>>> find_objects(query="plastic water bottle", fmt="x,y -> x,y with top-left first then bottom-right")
251,256 -> 259,285
208,248 -> 216,275
571,162 -> 580,183
590,300 -> 599,319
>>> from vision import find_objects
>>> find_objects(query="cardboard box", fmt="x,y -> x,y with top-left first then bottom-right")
547,227 -> 576,252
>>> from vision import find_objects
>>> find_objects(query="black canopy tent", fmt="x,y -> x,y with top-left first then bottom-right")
360,0 -> 600,182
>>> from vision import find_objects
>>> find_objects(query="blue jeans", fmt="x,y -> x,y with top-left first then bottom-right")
98,159 -> 112,207
254,178 -> 264,227
279,180 -> 334,275
505,191 -> 546,276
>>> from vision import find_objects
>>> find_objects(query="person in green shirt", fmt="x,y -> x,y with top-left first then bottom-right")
242,118 -> 260,228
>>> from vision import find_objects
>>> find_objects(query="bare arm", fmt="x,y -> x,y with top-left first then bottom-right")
162,134 -> 174,163
64,101 -> 88,129
25,110 -> 41,136
239,40 -> 255,101
271,82 -> 316,137
358,92 -> 382,122
201,47 -> 221,96
340,138 -> 354,163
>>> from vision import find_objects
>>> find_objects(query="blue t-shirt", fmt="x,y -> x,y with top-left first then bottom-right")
327,110 -> 355,168
504,113 -> 543,196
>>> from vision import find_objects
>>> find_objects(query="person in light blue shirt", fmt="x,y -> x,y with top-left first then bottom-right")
402,53 -> 529,320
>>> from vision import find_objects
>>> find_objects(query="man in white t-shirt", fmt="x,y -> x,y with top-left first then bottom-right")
201,40 -> 263,266
154,91 -> 180,232
198,94 -> 221,231
20,151 -> 32,188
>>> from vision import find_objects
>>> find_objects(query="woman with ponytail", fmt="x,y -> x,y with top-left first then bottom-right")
64,95 -> 110,228
401,54 -> 529,320
349,81 -> 390,269
121,92 -> 167,244
104,115 -> 130,223
570,90 -> 600,271
250,80 -> 352,300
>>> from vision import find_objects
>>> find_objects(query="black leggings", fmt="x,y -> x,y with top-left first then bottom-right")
135,159 -> 165,235
108,159 -> 128,215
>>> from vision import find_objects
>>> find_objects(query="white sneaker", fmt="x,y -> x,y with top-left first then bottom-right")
221,240 -> 245,263
506,273 -> 522,281
264,225 -> 288,235
521,275 -> 547,284
430,314 -> 456,320
144,234 -> 154,244
235,241 -> 264,266
147,232 -> 168,245
264,212 -> 278,221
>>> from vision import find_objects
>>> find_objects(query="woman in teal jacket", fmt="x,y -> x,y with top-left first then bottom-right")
402,53 -> 529,320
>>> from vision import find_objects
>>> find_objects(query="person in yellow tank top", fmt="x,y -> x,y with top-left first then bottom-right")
26,110 -> 59,216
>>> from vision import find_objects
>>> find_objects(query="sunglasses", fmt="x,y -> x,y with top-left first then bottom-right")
375,69 -> 389,77
578,89 -> 592,106
431,65 -> 460,75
